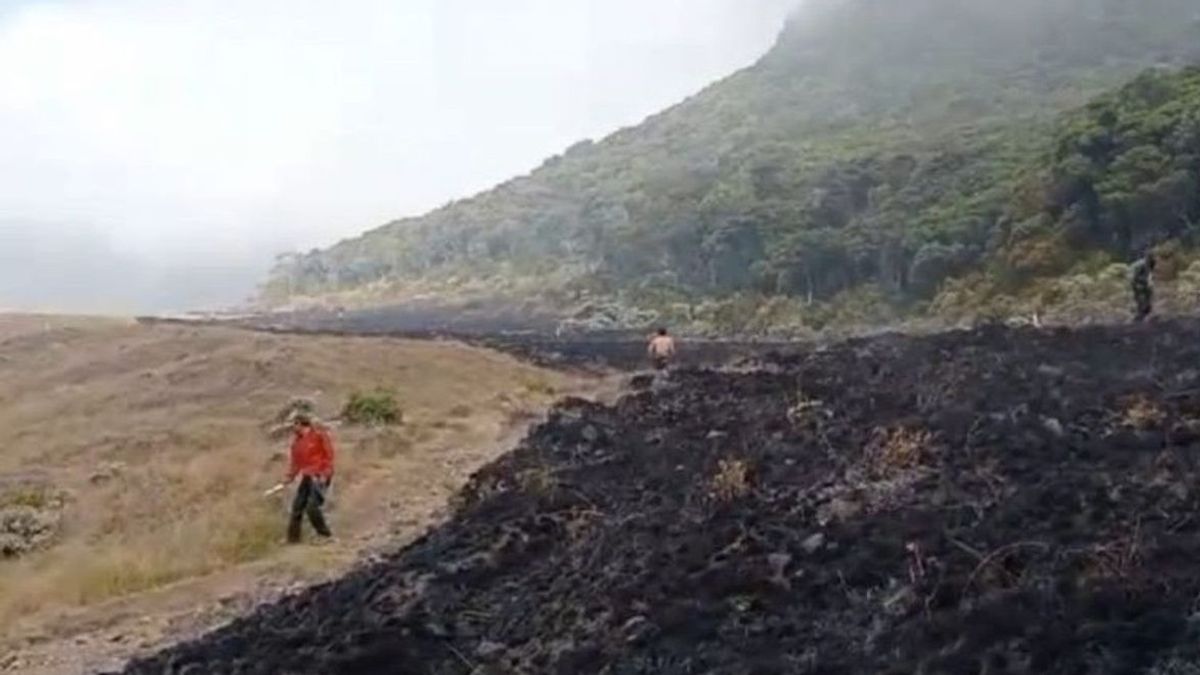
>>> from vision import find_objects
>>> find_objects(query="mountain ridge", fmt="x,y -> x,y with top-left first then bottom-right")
263,0 -> 1200,333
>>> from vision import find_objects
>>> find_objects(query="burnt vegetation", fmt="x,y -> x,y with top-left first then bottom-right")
121,319 -> 1200,674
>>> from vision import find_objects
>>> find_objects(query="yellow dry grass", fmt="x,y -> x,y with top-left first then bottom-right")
1120,394 -> 1166,430
866,426 -> 934,478
709,459 -> 751,502
0,314 -> 584,651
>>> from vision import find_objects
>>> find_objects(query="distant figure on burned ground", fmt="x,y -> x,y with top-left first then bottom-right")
1131,252 -> 1157,323
267,412 -> 337,544
647,327 -> 677,371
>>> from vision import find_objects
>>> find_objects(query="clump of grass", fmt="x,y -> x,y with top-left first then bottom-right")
1121,394 -> 1165,430
709,459 -> 751,502
516,466 -> 559,496
0,494 -> 284,624
68,549 -> 197,605
342,389 -> 403,426
866,427 -> 934,478
213,502 -> 283,564
521,379 -> 558,397
448,404 -> 473,419
0,484 -> 64,511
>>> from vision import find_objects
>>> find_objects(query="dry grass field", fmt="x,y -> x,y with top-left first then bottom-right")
0,315 -> 604,673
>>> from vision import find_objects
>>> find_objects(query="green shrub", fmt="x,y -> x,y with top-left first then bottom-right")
341,389 -> 403,426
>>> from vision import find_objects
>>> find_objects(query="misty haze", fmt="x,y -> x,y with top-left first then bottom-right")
0,0 -> 795,313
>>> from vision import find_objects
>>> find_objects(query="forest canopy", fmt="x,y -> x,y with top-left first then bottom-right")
263,0 -> 1200,332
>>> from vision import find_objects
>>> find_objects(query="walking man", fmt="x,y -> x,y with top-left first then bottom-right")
283,412 -> 335,543
1130,253 -> 1156,323
647,327 -> 677,372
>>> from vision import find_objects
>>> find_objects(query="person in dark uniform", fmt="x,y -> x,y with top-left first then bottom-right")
1130,253 -> 1156,323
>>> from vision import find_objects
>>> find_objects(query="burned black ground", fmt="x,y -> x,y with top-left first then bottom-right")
138,313 -> 785,372
120,321 -> 1200,674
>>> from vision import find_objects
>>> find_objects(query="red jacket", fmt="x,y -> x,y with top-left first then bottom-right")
287,426 -> 335,482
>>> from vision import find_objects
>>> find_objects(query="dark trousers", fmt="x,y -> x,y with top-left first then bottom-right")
1133,290 -> 1153,323
287,475 -> 332,542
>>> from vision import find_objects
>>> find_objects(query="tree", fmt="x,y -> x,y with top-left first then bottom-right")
701,218 -> 764,290
909,242 -> 968,297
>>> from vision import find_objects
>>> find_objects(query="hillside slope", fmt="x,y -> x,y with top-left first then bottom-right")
122,320 -> 1200,674
0,316 -> 584,674
263,0 -> 1200,332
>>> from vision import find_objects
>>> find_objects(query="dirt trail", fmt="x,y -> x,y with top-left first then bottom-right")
119,319 -> 1200,674
0,315 -> 609,674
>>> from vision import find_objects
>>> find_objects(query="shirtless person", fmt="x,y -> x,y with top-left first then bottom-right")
647,327 -> 677,371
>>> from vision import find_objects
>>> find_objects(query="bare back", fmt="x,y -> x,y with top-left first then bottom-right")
648,335 -> 676,358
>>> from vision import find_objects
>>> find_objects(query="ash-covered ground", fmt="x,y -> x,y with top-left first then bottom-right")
119,321 -> 1200,674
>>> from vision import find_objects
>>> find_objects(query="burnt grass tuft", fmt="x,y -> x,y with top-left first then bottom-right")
121,321 -> 1200,674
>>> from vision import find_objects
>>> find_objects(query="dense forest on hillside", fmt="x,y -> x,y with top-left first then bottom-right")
263,0 -> 1200,333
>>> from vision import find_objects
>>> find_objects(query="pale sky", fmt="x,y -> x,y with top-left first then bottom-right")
0,0 -> 797,311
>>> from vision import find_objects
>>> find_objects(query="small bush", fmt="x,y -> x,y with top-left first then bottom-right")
342,389 -> 403,426
0,506 -> 61,558
0,484 -> 67,558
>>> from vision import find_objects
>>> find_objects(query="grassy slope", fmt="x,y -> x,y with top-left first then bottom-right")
262,0 -> 1200,332
0,315 -> 589,672
932,67 -> 1200,324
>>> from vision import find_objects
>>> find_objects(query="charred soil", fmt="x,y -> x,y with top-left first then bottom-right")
121,320 -> 1200,674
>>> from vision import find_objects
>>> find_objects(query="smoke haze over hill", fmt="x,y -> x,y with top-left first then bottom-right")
0,220 -> 263,313
0,0 -> 797,313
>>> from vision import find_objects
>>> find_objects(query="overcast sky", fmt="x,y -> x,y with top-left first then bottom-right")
0,0 -> 797,312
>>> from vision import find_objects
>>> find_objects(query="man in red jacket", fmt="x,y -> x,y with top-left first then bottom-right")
284,412 -> 335,543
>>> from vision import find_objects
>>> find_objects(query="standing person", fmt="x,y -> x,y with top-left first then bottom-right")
283,412 -> 335,543
647,327 -> 677,371
1130,253 -> 1156,323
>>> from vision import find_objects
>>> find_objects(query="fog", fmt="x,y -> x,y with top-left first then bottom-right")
0,0 -> 797,313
